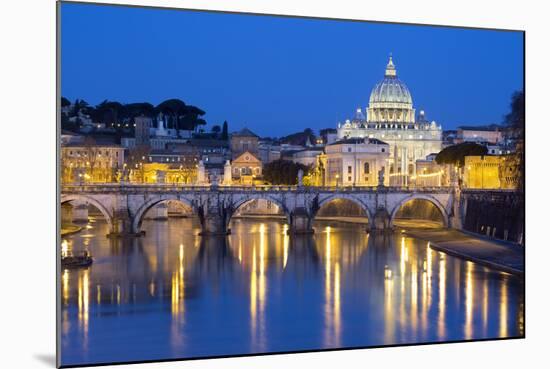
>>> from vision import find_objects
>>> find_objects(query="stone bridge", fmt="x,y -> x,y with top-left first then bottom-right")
60,184 -> 463,237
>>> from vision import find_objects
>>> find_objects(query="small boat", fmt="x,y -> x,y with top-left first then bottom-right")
61,250 -> 93,268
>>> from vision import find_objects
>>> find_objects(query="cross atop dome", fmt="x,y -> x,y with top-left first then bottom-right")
385,53 -> 397,77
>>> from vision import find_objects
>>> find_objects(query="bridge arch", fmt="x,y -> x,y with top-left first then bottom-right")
61,194 -> 113,231
313,194 -> 373,225
132,195 -> 196,233
228,194 -> 291,228
389,194 -> 449,228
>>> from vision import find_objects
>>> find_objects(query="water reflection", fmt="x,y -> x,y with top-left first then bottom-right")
60,217 -> 524,366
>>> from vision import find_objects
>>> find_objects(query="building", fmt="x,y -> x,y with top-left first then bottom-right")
324,137 -> 389,186
413,159 -> 446,187
123,115 -> 195,150
60,130 -> 84,146
289,147 -> 324,167
61,143 -> 125,183
134,116 -> 151,147
336,56 -> 442,184
231,128 -> 260,158
232,151 -> 262,184
463,155 -> 518,189
167,139 -> 230,165
258,140 -> 282,164
456,125 -> 504,144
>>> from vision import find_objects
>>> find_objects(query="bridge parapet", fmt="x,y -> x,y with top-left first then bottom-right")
61,183 -> 454,195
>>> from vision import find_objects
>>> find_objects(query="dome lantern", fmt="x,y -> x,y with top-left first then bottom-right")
385,54 -> 397,77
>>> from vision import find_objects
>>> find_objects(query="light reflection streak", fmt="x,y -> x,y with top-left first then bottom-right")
483,273 -> 489,336
283,224 -> 289,269
465,261 -> 474,339
438,252 -> 447,339
250,225 -> 267,351
323,226 -> 342,347
77,269 -> 89,337
500,278 -> 508,338
96,285 -> 101,305
62,269 -> 70,306
410,258 -> 418,332
171,244 -> 185,319
384,265 -> 395,343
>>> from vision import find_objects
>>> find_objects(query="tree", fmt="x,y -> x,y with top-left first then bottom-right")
61,96 -> 71,107
435,142 -> 488,167
503,90 -> 525,191
156,99 -> 207,132
92,100 -> 124,127
125,102 -> 155,119
211,125 -> 221,136
221,121 -> 229,140
263,159 -> 309,185
279,128 -> 316,146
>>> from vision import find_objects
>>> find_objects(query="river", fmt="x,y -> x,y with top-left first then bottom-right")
59,217 -> 524,366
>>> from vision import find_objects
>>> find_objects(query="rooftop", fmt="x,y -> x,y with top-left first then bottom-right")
231,127 -> 259,138
458,124 -> 505,132
328,137 -> 389,146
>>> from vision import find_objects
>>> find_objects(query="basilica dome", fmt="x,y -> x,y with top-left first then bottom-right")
368,56 -> 413,106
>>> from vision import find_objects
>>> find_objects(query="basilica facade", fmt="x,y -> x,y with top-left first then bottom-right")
337,56 -> 442,184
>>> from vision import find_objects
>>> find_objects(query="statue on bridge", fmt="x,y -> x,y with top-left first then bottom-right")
378,167 -> 385,187
297,168 -> 304,187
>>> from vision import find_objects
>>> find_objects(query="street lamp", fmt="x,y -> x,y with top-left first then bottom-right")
335,174 -> 340,187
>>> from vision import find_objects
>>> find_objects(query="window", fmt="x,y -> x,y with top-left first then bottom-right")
347,166 -> 352,174
348,176 -> 352,182
408,164 -> 414,174
364,162 -> 370,174
348,147 -> 352,152
381,148 -> 385,152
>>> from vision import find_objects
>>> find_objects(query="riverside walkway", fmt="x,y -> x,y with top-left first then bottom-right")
403,228 -> 524,275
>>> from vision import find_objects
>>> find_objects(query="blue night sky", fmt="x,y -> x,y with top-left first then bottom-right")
61,2 -> 524,136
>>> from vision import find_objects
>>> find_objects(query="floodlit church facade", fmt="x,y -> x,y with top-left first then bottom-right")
337,56 -> 443,185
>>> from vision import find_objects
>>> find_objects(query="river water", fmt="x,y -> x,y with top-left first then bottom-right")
60,217 -> 524,366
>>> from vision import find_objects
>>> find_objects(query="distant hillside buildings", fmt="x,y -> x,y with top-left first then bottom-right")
60,57 -> 518,190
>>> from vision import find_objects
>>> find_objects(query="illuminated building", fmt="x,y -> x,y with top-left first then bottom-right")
463,155 -> 518,189
324,138 -> 389,186
336,56 -> 443,185
130,162 -> 198,184
232,151 -> 262,185
61,144 -> 125,183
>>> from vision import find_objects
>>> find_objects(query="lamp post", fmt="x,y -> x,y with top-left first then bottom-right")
335,173 -> 340,188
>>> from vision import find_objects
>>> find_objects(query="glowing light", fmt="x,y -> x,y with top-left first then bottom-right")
384,265 -> 393,280
61,239 -> 69,258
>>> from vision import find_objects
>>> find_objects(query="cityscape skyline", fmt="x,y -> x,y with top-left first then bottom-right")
61,3 -> 523,136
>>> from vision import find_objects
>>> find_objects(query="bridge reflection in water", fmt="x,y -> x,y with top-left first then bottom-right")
59,217 -> 524,366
